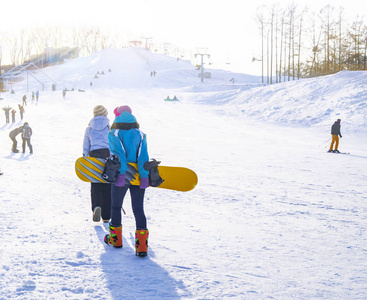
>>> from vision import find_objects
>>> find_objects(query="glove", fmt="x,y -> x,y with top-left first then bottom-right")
340,135 -> 342,138
140,177 -> 149,189
115,174 -> 125,187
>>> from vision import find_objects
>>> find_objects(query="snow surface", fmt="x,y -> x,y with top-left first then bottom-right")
1,47 -> 367,299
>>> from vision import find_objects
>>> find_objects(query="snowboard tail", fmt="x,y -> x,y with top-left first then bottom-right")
75,157 -> 197,192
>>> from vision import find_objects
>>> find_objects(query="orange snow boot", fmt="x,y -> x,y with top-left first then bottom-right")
104,224 -> 122,248
135,229 -> 149,257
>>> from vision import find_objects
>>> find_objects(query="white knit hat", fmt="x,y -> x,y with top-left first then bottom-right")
93,105 -> 108,116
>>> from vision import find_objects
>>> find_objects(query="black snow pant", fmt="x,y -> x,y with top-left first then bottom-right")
91,183 -> 111,220
89,148 -> 111,220
22,138 -> 33,153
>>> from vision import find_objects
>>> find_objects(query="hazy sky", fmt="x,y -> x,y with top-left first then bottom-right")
1,0 -> 366,75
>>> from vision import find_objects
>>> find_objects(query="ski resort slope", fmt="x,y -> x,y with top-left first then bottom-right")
0,48 -> 367,299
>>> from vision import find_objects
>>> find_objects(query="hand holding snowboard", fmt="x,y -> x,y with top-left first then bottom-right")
75,156 -> 198,192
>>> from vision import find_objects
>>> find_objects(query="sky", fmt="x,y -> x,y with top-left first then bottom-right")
0,0 -> 366,75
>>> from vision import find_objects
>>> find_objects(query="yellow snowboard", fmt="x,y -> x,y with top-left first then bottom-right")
75,157 -> 198,192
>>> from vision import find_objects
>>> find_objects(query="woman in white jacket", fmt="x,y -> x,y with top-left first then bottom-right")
83,105 -> 111,222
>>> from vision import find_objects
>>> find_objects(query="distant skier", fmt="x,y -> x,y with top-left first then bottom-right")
21,122 -> 33,154
32,91 -> 35,101
9,126 -> 23,153
36,91 -> 39,101
2,106 -> 11,123
11,109 -> 16,123
328,119 -> 342,153
18,104 -> 25,120
22,95 -> 27,106
82,105 -> 111,223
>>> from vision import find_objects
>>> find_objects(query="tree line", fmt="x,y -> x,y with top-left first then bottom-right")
0,26 -> 123,67
256,3 -> 367,84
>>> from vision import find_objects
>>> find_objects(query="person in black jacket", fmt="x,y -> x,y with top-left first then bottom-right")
21,122 -> 33,154
328,119 -> 342,153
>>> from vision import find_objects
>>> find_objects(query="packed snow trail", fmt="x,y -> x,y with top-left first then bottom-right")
1,48 -> 367,299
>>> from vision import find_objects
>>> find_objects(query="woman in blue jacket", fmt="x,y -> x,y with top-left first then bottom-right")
104,105 -> 150,257
83,105 -> 111,222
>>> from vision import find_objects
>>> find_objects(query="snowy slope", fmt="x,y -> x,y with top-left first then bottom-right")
224,71 -> 367,132
1,48 -> 367,299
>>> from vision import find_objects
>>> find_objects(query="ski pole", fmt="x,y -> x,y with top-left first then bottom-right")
318,138 -> 330,147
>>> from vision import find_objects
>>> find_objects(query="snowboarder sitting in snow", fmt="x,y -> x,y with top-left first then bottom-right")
21,122 -> 33,154
83,105 -> 111,223
104,105 -> 150,257
9,126 -> 23,153
328,119 -> 342,153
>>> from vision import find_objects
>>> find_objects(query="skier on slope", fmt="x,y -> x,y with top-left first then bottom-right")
328,119 -> 342,153
104,105 -> 150,257
82,105 -> 111,223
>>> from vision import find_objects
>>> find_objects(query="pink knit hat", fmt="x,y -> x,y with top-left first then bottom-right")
114,105 -> 132,116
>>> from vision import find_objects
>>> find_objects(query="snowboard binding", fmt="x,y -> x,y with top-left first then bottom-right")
144,159 -> 164,187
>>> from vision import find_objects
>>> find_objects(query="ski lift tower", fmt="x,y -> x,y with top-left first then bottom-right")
141,37 -> 152,50
195,48 -> 210,83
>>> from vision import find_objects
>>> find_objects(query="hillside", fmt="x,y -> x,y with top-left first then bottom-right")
1,48 -> 367,299
12,47 -> 367,134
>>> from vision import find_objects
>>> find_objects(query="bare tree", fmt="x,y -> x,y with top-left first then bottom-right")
337,7 -> 345,71
6,34 -> 20,65
279,10 -> 285,82
297,7 -> 307,79
256,6 -> 266,83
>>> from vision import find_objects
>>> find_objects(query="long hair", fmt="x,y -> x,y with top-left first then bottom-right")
111,122 -> 140,130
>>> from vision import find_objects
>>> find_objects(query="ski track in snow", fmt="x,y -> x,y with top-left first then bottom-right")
1,48 -> 367,299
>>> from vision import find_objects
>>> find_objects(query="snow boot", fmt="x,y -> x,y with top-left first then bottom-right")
135,229 -> 149,257
334,150 -> 340,153
104,224 -> 122,248
92,206 -> 101,222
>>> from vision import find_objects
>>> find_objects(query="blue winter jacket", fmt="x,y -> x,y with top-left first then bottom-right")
83,115 -> 110,156
109,112 -> 149,178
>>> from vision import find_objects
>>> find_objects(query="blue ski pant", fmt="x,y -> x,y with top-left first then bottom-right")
111,184 -> 147,229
